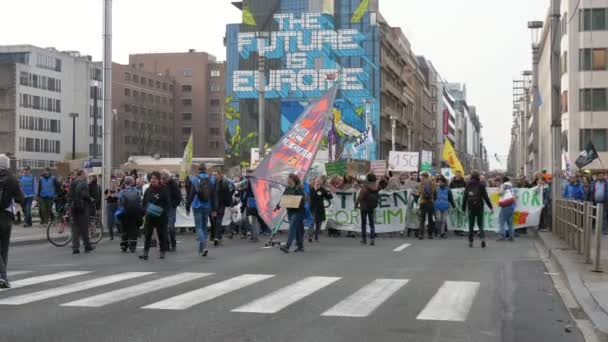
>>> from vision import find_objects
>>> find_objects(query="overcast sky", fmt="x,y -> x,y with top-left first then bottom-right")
1,0 -> 549,170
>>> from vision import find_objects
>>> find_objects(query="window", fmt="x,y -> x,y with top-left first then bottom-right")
210,99 -> 220,107
580,88 -> 608,111
209,141 -> 220,149
139,63 -> 144,69
580,129 -> 608,151
90,86 -> 102,99
148,79 -> 154,87
155,95 -> 160,103
125,136 -> 131,144
211,69 -> 221,77
209,84 -> 221,92
209,127 -> 220,135
141,77 -> 146,85
182,113 -> 192,121
209,112 -> 221,121
562,12 -> 568,35
561,51 -> 567,75
182,127 -> 192,135
594,49 -> 607,70
133,74 -> 139,83
133,90 -> 138,98
182,99 -> 192,106
183,69 -> 193,78
124,88 -> 130,96
155,81 -> 160,89
124,72 -> 131,81
169,84 -> 174,91
124,104 -> 131,112
182,85 -> 192,92
580,8 -> 608,31
581,48 -> 608,70
561,90 -> 568,113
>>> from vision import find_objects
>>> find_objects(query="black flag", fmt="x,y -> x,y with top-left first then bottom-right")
575,141 -> 599,168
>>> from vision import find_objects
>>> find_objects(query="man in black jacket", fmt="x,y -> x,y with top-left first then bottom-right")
462,171 -> 494,248
0,160 -> 25,288
449,170 -> 466,189
70,170 -> 95,254
212,169 -> 235,246
161,170 -> 181,252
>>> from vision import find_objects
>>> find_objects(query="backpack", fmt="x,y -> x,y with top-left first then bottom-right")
0,178 -> 9,211
197,175 -> 212,202
71,181 -> 88,213
421,180 -> 434,201
367,190 -> 379,209
121,189 -> 143,217
466,183 -> 483,208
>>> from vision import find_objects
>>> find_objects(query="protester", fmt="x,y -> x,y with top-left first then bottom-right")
38,167 -> 60,225
462,171 -> 494,248
563,175 -> 585,201
140,171 -> 170,260
88,175 -> 102,218
538,176 -> 551,230
213,168 -> 235,246
356,173 -> 380,246
498,176 -> 516,241
69,170 -> 95,254
19,166 -> 35,227
450,170 -> 466,189
104,179 -> 119,240
583,177 -> 593,202
278,174 -> 306,253
118,176 -> 143,253
242,169 -> 268,242
418,172 -> 436,240
186,163 -> 217,257
434,175 -> 456,238
161,170 -> 181,252
591,172 -> 608,235
309,177 -> 333,242
0,159 -> 25,288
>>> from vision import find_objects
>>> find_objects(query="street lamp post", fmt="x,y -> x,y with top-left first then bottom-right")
69,113 -> 79,160
92,80 -> 100,159
528,20 -> 543,176
256,32 -> 269,159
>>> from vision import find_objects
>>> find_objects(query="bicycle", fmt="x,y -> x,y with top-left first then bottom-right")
47,208 -> 103,247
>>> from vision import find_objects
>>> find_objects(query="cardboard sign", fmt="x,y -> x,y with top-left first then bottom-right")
280,195 -> 303,209
371,160 -> 387,177
388,152 -> 419,172
325,161 -> 348,176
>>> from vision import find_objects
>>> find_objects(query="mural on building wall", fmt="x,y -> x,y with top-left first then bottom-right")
225,0 -> 380,164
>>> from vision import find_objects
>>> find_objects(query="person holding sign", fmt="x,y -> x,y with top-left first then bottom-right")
278,174 -> 306,254
462,171 -> 494,248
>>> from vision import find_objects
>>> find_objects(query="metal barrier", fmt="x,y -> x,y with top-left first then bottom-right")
554,199 -> 603,272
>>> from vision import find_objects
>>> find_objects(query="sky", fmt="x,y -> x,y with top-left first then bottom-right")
1,0 -> 549,170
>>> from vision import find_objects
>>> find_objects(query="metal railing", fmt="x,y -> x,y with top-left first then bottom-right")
554,199 -> 604,272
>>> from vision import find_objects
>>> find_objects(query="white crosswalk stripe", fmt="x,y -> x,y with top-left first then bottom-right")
232,276 -> 341,314
0,272 -> 153,305
1,271 -> 92,291
393,243 -> 411,252
9,271 -> 32,277
143,274 -> 275,310
61,273 -> 212,307
416,281 -> 480,322
321,279 -> 409,317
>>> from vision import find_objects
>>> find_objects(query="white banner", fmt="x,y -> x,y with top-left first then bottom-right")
388,151 -> 419,172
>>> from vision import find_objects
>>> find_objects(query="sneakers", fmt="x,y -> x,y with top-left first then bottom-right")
159,251 -> 165,259
201,249 -> 209,257
370,239 -> 375,246
360,239 -> 367,245
440,233 -> 447,239
139,253 -> 149,261
469,241 -> 473,248
481,240 -> 486,248
508,237 -> 514,242
308,237 -> 313,243
280,245 -> 290,253
0,278 -> 10,289
84,246 -> 95,253
294,248 -> 304,252
213,239 -> 219,247
72,250 -> 80,255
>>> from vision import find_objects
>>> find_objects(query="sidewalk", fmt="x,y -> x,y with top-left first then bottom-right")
10,224 -> 47,246
537,230 -> 608,340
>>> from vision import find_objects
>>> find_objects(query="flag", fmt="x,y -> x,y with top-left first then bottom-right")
251,83 -> 339,230
575,141 -> 599,168
242,5 -> 256,26
442,139 -> 465,175
180,134 -> 193,180
351,0 -> 369,23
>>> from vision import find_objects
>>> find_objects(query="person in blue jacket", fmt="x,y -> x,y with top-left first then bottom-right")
563,175 -> 585,201
19,166 -> 36,227
37,167 -> 60,225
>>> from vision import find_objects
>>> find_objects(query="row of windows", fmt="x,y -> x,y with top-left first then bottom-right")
90,86 -> 102,99
580,88 -> 608,111
89,125 -> 102,138
580,48 -> 608,71
15,159 -> 56,169
210,70 -> 221,78
124,72 -> 172,91
19,116 -> 61,133
90,68 -> 102,82
123,136 -> 172,149
180,112 -> 222,121
18,137 -> 61,154
19,72 -> 61,92
89,144 -> 102,157
581,129 -> 608,151
181,127 -> 221,136
123,88 -> 171,105
36,54 -> 61,72
123,120 -> 170,135
90,105 -> 102,119
122,104 -> 172,120
209,84 -> 221,92
19,93 -> 61,113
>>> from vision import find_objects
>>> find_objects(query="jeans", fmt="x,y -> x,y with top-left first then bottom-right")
23,197 -> 33,226
286,211 -> 305,250
248,214 -> 259,241
360,209 -> 376,241
468,207 -> 485,242
0,213 -> 13,279
418,202 -> 435,237
71,207 -> 91,251
39,198 -> 54,224
435,210 -> 449,236
166,207 -> 177,249
499,205 -> 515,239
106,203 -> 118,239
193,207 -> 211,252
143,216 -> 168,253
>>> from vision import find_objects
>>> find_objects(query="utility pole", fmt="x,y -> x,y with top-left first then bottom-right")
256,32 -> 269,160
550,0 -> 562,232
390,116 -> 396,152
102,0 -> 113,229
92,81 -> 99,159
69,113 -> 78,160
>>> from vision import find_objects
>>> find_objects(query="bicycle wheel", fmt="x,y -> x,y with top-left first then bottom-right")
89,217 -> 103,244
47,217 -> 72,247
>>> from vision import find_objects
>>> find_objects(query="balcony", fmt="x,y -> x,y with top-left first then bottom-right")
382,81 -> 403,101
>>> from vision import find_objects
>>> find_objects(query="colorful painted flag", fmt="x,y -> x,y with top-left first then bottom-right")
251,83 -> 339,230
351,0 -> 369,23
180,134 -> 193,180
442,139 -> 465,175
242,5 -> 256,26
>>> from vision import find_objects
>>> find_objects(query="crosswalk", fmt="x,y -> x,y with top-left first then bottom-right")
0,270 -> 481,322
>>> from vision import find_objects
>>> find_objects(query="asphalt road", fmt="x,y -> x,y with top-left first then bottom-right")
0,232 -> 584,342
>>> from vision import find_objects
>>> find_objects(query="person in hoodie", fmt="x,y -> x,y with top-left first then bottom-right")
19,166 -> 35,227
434,175 -> 456,238
0,159 -> 25,288
563,175 -> 585,201
462,171 -> 494,248
498,176 -> 516,241
449,170 -> 466,189
356,173 -> 380,246
309,177 -> 333,242
140,171 -> 171,260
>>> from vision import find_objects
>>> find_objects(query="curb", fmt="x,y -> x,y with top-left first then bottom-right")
536,231 -> 608,341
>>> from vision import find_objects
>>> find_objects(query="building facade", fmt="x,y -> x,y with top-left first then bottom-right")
111,63 -> 177,166
129,50 -> 224,158
0,45 -> 101,168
